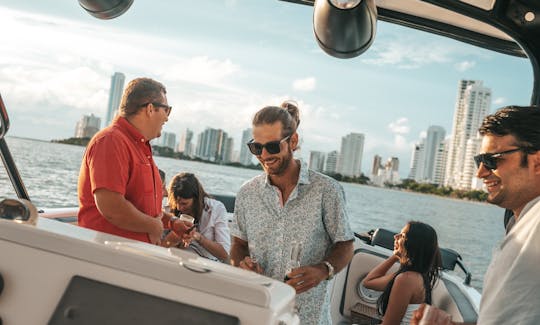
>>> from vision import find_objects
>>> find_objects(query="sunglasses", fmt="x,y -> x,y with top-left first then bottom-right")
140,102 -> 172,116
473,148 -> 523,171
247,135 -> 290,155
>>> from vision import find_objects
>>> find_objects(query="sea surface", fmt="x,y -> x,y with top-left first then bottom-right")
0,137 -> 505,290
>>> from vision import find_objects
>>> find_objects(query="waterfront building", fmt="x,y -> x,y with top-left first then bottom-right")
444,80 -> 491,190
324,150 -> 338,174
152,131 -> 176,150
195,128 -> 230,162
178,128 -> 194,157
337,133 -> 364,177
433,139 -> 448,186
74,114 -> 101,139
409,126 -> 446,184
104,72 -> 125,128
373,156 -> 400,186
409,143 -> 423,180
309,151 -> 325,172
222,136 -> 234,163
372,154 -> 383,178
239,128 -> 253,166
462,136 -> 483,190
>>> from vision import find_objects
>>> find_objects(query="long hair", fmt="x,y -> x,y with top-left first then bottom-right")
167,173 -> 209,221
377,221 -> 442,315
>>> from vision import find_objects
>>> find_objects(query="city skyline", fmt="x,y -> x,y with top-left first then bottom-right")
0,1 -> 533,177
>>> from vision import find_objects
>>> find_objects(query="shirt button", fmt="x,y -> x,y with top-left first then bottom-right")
147,156 -> 151,159
140,139 -> 144,142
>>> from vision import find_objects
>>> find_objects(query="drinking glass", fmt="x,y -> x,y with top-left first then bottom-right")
285,241 -> 303,280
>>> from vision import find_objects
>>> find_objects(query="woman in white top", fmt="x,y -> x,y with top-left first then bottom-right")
167,172 -> 230,262
363,221 -> 441,325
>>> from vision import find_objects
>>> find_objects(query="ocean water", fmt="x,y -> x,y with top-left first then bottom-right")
0,137 -> 504,290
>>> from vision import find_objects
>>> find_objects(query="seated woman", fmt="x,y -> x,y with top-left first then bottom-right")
166,172 -> 230,262
363,221 -> 441,325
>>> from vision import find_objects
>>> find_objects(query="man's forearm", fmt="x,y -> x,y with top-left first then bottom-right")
324,240 -> 354,273
95,190 -> 158,233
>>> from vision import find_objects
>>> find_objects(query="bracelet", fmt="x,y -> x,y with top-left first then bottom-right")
168,216 -> 178,230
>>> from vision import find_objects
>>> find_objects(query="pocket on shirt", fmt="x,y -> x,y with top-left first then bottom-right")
138,163 -> 155,194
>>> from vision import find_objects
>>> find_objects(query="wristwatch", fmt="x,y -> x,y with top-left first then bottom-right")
322,261 -> 335,280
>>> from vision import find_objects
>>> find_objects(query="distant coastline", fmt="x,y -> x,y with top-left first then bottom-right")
11,136 -> 488,202
51,137 -> 90,146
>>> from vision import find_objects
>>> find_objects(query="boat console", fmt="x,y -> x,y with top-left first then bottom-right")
0,198 -> 299,324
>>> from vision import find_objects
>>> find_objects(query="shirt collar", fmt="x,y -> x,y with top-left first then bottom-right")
264,159 -> 310,186
516,195 -> 540,222
115,116 -> 147,143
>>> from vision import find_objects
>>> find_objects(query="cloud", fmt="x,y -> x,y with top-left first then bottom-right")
388,117 -> 410,135
161,56 -> 239,87
493,97 -> 506,105
292,77 -> 316,91
454,60 -> 476,72
362,38 -> 452,69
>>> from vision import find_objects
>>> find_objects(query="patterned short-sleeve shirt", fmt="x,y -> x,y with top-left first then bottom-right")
231,160 -> 354,325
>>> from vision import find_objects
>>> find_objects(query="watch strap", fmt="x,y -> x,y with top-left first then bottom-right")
322,260 -> 335,280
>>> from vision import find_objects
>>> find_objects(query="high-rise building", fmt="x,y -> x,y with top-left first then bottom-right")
372,155 -> 383,177
337,133 -> 365,177
409,143 -> 423,180
75,114 -> 101,139
152,131 -> 176,150
104,72 -> 125,128
409,126 -> 446,184
325,150 -> 339,174
444,80 -> 491,189
239,128 -> 253,166
384,157 -> 400,184
178,128 -> 194,157
309,151 -> 325,172
222,137 -> 234,163
373,156 -> 400,186
462,136 -> 483,190
433,139 -> 448,185
195,128 -> 230,162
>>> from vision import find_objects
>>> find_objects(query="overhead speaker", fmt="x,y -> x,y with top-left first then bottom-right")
78,0 -> 134,20
314,0 -> 377,59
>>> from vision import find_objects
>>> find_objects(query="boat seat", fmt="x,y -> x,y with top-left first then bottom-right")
339,248 -> 469,324
211,194 -> 236,213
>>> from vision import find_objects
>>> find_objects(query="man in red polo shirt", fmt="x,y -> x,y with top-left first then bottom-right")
78,77 -> 189,244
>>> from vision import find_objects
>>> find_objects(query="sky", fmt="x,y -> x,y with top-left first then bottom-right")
0,0 -> 534,177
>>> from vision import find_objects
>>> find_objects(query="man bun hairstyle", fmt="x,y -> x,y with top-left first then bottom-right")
252,100 -> 300,138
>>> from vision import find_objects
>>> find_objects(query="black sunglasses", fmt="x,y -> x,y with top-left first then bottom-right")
247,135 -> 290,155
473,148 -> 523,171
140,102 -> 172,116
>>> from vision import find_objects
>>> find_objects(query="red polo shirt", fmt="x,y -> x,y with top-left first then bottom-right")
78,116 -> 162,242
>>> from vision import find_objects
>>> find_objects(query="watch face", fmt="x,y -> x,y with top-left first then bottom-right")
357,279 -> 382,304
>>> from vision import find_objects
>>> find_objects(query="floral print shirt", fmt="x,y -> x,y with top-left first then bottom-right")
231,160 -> 354,325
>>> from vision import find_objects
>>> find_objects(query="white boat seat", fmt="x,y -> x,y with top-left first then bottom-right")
338,248 -> 468,324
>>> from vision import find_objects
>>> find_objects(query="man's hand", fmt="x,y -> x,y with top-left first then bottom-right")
285,263 -> 328,294
238,256 -> 264,274
411,304 -> 454,325
148,213 -> 164,245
